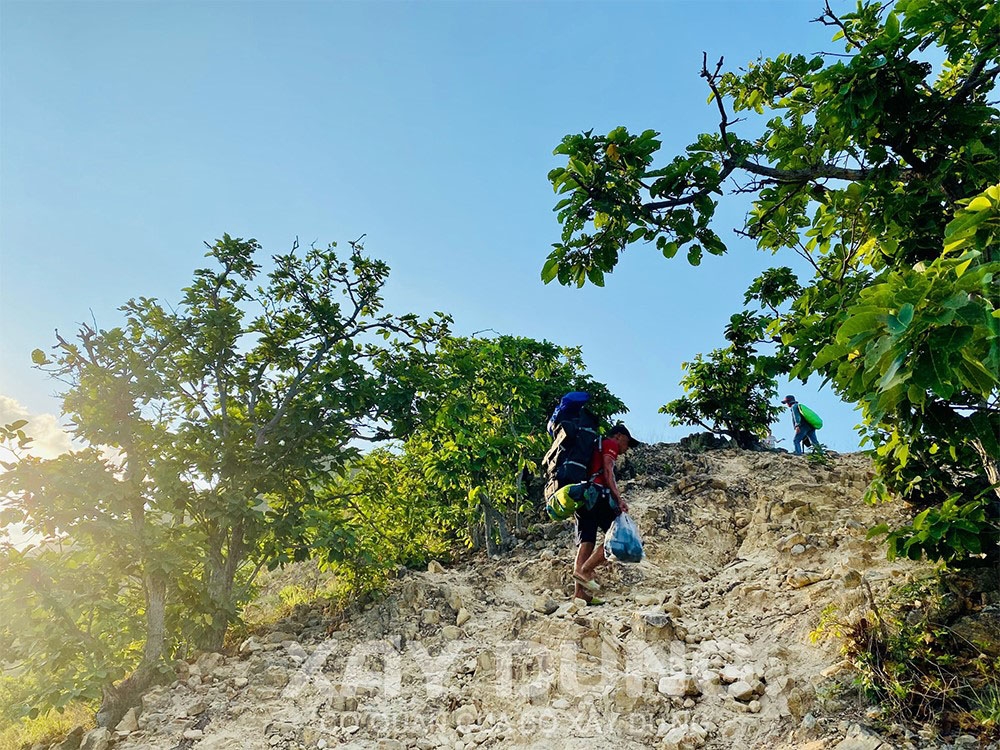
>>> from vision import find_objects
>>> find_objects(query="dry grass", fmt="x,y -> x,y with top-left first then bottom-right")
0,703 -> 93,750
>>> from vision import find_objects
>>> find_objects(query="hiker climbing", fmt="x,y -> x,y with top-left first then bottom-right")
571,423 -> 640,603
780,395 -> 824,456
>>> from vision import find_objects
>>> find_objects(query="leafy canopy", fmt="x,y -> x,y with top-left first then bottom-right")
543,0 -> 999,563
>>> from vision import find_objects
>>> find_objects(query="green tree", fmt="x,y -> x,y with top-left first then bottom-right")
661,312 -> 786,449
0,236 -> 448,724
347,335 -> 627,556
542,0 -> 999,562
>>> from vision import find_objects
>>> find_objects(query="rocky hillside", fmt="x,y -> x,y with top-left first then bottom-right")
62,445 -> 991,750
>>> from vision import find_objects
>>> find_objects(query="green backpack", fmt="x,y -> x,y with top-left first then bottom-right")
545,482 -> 600,521
798,404 -> 823,429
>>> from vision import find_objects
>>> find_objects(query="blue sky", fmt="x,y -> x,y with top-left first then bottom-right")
1,0 -> 864,452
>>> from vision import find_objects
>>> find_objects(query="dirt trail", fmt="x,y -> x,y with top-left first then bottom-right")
112,445 -> 930,750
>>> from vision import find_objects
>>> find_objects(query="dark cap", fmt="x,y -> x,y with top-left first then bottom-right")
608,423 -> 641,448
781,395 -> 796,405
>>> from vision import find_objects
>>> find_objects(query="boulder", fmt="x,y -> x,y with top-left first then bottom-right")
114,707 -> 140,734
80,727 -> 111,750
54,726 -> 85,750
450,704 -> 479,727
658,673 -> 701,697
634,611 -> 675,642
728,680 -> 755,701
533,595 -> 558,615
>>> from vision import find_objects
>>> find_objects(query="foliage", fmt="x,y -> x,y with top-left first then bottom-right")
327,335 -> 627,556
813,576 -> 1000,739
0,676 -> 92,750
868,493 -> 993,563
660,312 -> 785,448
543,0 -> 999,563
0,236 -> 448,722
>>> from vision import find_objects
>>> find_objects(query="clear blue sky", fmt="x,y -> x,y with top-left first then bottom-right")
0,0 -> 864,452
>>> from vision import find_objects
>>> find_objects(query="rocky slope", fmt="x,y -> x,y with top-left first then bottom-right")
68,445 -> 990,750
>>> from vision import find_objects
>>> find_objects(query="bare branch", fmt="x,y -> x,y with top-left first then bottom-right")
812,0 -> 862,50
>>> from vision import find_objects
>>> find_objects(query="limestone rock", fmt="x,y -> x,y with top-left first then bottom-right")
635,610 -> 674,642
533,595 -> 558,615
261,665 -> 290,688
442,625 -> 463,640
54,726 -> 85,750
115,707 -> 140,734
427,560 -> 446,574
728,680 -> 755,701
951,610 -> 1000,657
196,651 -> 225,673
833,723 -> 889,750
239,635 -> 262,654
450,704 -> 479,727
456,608 -> 471,627
719,664 -> 742,684
785,569 -> 826,588
422,608 -> 441,625
662,722 -> 708,750
79,727 -> 111,750
658,673 -> 701,697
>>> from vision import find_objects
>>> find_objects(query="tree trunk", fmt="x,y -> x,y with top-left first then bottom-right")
481,495 -> 512,556
200,547 -> 234,652
95,572 -> 168,728
198,519 -> 246,652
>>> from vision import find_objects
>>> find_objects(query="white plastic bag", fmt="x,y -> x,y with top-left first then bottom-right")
604,512 -> 644,563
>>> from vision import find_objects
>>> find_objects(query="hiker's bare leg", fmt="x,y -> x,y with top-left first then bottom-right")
574,543 -> 596,599
574,542 -> 594,577
580,545 -> 606,577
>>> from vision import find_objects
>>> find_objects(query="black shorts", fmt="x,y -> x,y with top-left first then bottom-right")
574,491 -> 618,545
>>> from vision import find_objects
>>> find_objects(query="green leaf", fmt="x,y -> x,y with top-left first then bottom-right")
866,523 -> 890,539
540,257 -> 560,284
885,11 -> 900,38
837,312 -> 883,341
813,343 -> 849,370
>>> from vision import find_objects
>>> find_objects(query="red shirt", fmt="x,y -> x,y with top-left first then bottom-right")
589,438 -> 620,487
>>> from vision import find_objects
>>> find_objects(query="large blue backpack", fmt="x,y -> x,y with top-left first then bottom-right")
547,391 -> 590,436
542,392 -> 601,501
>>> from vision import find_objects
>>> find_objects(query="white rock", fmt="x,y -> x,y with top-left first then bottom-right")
451,705 -> 479,727
115,707 -> 140,734
80,727 -> 112,750
719,665 -> 742,684
728,680 -> 754,701
658,673 -> 701,697
456,608 -> 471,627
427,560 -> 445,574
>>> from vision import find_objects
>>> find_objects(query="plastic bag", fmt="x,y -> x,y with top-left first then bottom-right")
604,512 -> 644,563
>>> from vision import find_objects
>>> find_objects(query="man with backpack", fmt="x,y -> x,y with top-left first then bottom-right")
572,423 -> 639,603
781,395 -> 824,456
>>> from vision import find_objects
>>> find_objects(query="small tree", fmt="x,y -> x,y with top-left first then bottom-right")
661,312 -> 784,448
1,235 -> 447,724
